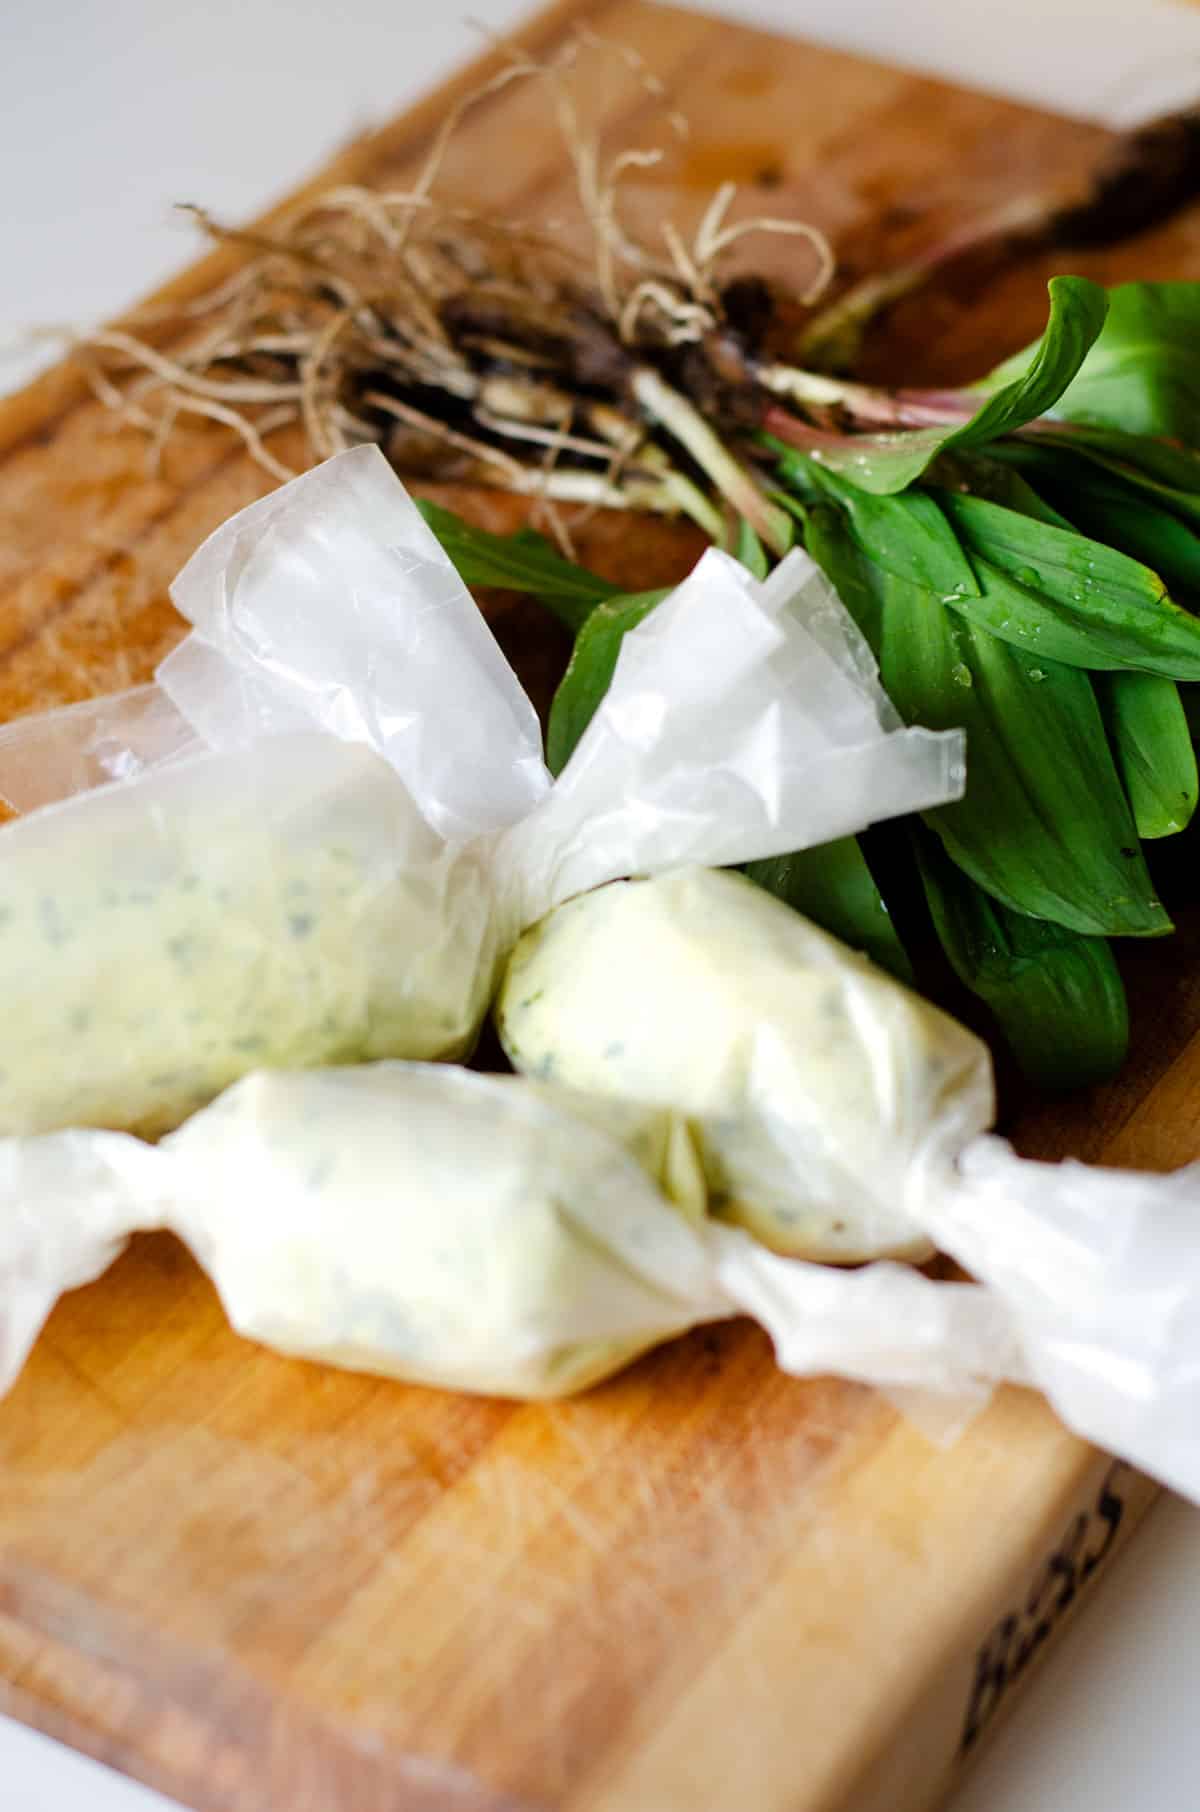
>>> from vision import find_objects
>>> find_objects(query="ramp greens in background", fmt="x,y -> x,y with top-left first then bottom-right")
422,278 -> 1200,1089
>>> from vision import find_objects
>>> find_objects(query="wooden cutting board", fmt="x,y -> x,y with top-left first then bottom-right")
0,2 -> 1196,1807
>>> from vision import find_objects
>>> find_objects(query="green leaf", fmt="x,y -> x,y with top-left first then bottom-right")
898,624 -> 1166,935
415,499 -> 620,632
1100,671 -> 1198,839
1075,486 -> 1200,599
936,492 -> 1200,678
767,442 -> 822,504
886,600 -> 1168,936
786,276 -> 1108,495
545,590 -> 669,775
805,507 -> 1169,934
771,490 -> 811,535
959,275 -> 1110,437
944,558 -> 1183,676
942,453 -> 1075,529
915,831 -> 1128,1089
997,450 -> 1200,598
808,471 -> 1200,681
733,518 -> 770,579
798,462 -> 980,597
1040,283 -> 1200,443
809,516 -> 1168,935
1004,428 -> 1200,532
743,838 -> 913,982
804,502 -> 886,654
955,492 -> 1165,615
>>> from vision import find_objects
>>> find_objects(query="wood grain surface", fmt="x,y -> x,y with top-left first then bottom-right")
0,3 -> 1195,1808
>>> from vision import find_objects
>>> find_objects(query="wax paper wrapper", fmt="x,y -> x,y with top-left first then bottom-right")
495,864 -> 1200,1498
0,445 -> 962,1139
0,1061 -> 1018,1408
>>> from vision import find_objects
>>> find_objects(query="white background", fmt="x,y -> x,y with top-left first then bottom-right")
5,0 -> 1200,1806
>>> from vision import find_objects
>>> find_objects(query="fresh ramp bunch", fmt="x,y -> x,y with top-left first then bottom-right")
420,277 -> 1200,1090
0,446 -> 961,1138
762,279 -> 1200,1085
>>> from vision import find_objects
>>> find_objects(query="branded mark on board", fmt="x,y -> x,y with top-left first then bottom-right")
960,1460 -> 1129,1755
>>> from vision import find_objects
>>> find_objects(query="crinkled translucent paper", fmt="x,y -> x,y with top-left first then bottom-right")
925,1140 -> 1200,1501
497,867 -> 1200,1501
161,448 -> 550,841
0,1128 -> 167,1390
0,682 -> 202,813
0,1063 -> 1014,1407
494,538 -> 964,929
0,445 -> 963,1138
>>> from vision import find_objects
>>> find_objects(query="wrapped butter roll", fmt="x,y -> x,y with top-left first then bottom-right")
9,1060 -> 1200,1502
494,874 -> 1200,1500
162,1066 -> 720,1398
498,867 -> 993,1263
0,737 -> 489,1138
0,1063 -> 1014,1405
0,447 -> 964,1138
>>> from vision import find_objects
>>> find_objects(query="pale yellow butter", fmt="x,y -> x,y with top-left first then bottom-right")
0,735 -> 494,1138
164,1064 -> 716,1398
497,867 -> 994,1263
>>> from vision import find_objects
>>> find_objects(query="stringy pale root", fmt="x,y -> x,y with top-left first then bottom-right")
65,30 -> 835,531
